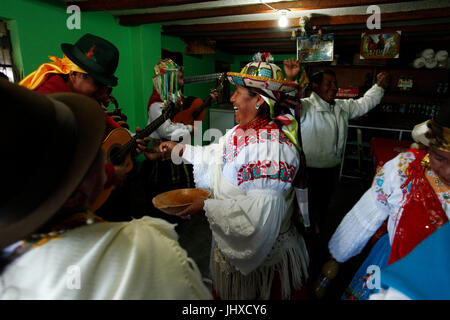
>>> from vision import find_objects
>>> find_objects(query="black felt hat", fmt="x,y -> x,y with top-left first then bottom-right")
0,79 -> 106,249
61,33 -> 119,87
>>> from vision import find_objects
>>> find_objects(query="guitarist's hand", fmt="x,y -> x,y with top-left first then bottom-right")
135,127 -> 150,155
210,91 -> 220,104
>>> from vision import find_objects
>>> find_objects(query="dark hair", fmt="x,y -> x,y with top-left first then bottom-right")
310,69 -> 336,86
425,120 -> 443,142
247,88 -> 294,119
247,89 -> 271,119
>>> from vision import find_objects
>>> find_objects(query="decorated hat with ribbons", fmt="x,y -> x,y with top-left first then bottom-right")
153,58 -> 183,106
227,53 -> 301,151
227,52 -> 298,93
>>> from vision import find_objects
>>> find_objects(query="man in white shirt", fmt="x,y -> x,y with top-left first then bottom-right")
284,60 -> 389,239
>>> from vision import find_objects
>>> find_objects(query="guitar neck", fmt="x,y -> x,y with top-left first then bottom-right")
192,95 -> 213,119
184,73 -> 224,84
135,116 -> 167,141
121,108 -> 172,155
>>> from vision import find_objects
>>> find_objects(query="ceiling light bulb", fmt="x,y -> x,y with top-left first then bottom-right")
278,10 -> 288,28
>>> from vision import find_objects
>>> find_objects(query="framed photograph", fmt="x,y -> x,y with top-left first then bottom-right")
297,34 -> 334,63
360,31 -> 401,59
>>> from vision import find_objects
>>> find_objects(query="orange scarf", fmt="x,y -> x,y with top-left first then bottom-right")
19,55 -> 86,90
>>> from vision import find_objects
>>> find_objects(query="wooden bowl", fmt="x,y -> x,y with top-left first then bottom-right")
152,188 -> 211,215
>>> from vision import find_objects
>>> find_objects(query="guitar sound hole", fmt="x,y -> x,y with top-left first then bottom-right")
109,146 -> 124,166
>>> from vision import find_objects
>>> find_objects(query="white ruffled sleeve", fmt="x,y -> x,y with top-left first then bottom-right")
328,189 -> 388,263
328,152 -> 410,263
148,102 -> 192,140
182,133 -> 229,190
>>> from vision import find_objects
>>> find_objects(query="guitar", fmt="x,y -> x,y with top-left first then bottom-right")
91,102 -> 177,212
173,73 -> 225,125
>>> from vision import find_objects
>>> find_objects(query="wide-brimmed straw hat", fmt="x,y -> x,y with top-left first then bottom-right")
0,79 -> 106,248
61,33 -> 119,86
227,52 -> 298,93
226,53 -> 301,151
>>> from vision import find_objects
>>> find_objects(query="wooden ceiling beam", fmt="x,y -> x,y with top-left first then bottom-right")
180,23 -> 450,42
162,7 -> 450,34
219,41 -> 296,48
118,0 -> 416,25
218,33 -> 450,50
223,47 -> 297,54
182,32 -> 293,41
67,0 -> 210,11
69,0 -> 417,14
310,7 -> 450,26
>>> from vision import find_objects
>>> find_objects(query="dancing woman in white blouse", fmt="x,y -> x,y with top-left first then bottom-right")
328,106 -> 450,300
159,54 -> 310,300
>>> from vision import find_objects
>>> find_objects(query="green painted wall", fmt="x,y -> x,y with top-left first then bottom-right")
0,0 -> 161,130
162,35 -> 235,99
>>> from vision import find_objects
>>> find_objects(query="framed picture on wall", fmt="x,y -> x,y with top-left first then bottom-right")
360,31 -> 401,59
297,34 -> 334,63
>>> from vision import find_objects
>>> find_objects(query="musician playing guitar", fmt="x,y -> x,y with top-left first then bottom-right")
19,33 -> 150,220
142,58 -> 218,221
146,59 -> 218,152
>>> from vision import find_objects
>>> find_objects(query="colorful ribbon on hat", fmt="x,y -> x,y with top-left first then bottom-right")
274,113 -> 301,151
153,58 -> 182,106
19,55 -> 87,90
258,91 -> 301,151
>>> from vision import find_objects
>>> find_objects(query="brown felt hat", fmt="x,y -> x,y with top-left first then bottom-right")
0,79 -> 106,249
